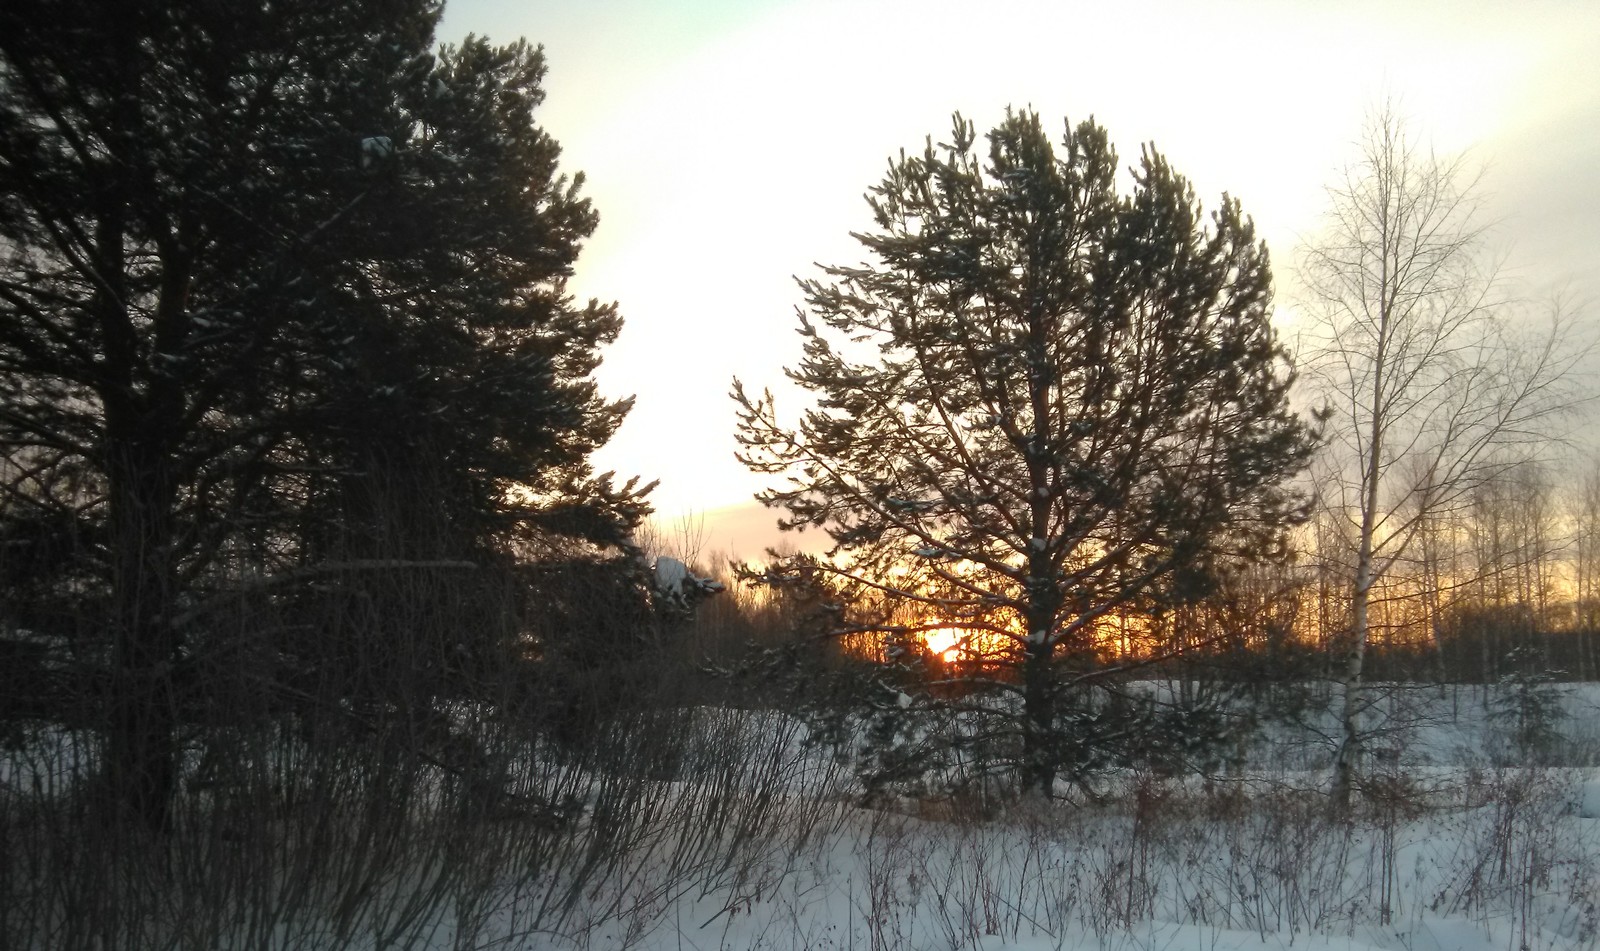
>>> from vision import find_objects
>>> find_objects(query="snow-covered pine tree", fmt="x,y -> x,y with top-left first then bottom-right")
735,111 -> 1315,798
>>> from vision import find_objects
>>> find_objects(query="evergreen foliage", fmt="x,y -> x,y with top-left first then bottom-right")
735,111 -> 1315,797
0,0 -> 646,829
1489,645 -> 1568,764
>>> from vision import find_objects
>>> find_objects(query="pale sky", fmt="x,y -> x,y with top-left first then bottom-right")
438,0 -> 1600,559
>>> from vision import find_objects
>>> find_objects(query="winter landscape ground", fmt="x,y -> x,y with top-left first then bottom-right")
5,680 -> 1597,951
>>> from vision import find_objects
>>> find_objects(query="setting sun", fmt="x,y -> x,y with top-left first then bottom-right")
922,627 -> 962,663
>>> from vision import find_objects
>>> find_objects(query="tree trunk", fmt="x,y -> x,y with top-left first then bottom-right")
1334,329 -> 1386,813
104,423 -> 182,832
1021,633 -> 1055,797
1333,568 -> 1371,812
94,28 -> 187,828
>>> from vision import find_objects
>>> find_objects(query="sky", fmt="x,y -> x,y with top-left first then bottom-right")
437,0 -> 1600,560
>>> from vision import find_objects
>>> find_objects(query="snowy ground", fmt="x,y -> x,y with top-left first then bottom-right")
449,683 -> 1600,951
537,769 -> 1600,951
4,683 -> 1598,950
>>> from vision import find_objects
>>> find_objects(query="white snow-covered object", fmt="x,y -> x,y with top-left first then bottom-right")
654,555 -> 688,593
1412,918 -> 1491,951
653,557 -> 724,608
360,135 -> 394,169
1578,778 -> 1600,819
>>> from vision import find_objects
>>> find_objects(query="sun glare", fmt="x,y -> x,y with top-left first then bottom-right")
923,627 -> 962,663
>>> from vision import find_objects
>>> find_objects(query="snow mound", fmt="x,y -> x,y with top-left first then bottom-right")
654,556 -> 688,592
1412,918 -> 1491,951
1579,778 -> 1600,819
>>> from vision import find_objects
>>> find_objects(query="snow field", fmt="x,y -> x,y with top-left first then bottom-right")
2,684 -> 1598,950
595,765 -> 1596,951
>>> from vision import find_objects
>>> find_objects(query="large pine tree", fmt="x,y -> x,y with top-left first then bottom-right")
736,111 -> 1314,797
0,0 -> 645,829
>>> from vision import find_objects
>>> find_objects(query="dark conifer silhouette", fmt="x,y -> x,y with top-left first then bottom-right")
736,111 -> 1315,797
0,0 -> 645,829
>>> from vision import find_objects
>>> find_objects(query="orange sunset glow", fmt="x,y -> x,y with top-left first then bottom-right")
922,627 -> 962,663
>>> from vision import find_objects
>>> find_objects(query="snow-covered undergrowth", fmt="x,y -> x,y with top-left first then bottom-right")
0,706 -> 853,950
692,767 -> 1597,951
3,685 -> 1598,950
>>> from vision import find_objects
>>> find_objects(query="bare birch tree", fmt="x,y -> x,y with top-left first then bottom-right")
1296,104 -> 1590,809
